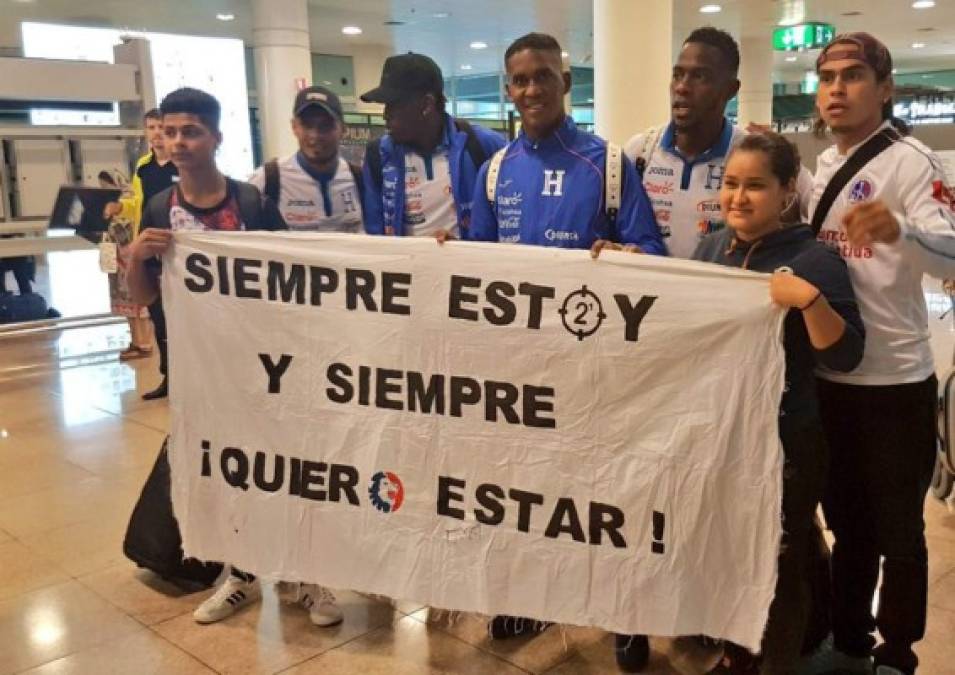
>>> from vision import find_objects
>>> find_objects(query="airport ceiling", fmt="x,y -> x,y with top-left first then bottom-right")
2,0 -> 954,81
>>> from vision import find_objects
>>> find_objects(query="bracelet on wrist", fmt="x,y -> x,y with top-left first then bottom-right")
799,291 -> 822,312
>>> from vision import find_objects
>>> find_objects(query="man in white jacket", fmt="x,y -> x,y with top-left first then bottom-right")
810,32 -> 954,675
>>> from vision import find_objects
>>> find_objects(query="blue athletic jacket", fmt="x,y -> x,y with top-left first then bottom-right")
362,114 -> 506,236
468,117 -> 665,253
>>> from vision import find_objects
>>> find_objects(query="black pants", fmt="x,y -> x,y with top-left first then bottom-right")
758,422 -> 829,674
148,297 -> 168,376
1,255 -> 34,294
722,422 -> 828,674
819,376 -> 938,674
708,422 -> 828,675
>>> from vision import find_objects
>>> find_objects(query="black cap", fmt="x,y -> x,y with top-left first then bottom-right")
293,86 -> 344,120
360,53 -> 443,104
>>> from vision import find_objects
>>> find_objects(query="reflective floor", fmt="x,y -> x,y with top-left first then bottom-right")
0,271 -> 954,674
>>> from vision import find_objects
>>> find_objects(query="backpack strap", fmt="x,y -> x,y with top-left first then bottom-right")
347,161 -> 365,205
634,126 -> 663,176
605,142 -> 623,227
144,186 -> 175,229
811,127 -> 899,235
235,181 -> 266,230
263,159 -> 280,205
366,138 -> 384,191
485,147 -> 508,204
453,118 -> 489,170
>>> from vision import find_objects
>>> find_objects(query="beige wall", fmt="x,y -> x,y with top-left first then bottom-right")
341,45 -> 391,115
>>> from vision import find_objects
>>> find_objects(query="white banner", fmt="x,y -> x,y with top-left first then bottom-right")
163,232 -> 786,650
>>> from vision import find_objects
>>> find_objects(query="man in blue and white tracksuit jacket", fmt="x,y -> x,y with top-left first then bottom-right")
359,52 -> 506,237
469,115 -> 664,252
470,32 -> 664,671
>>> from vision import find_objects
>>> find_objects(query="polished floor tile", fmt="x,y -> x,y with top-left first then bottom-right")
410,608 -> 605,674
50,359 -> 161,417
928,533 -> 955,586
19,515 -> 132,578
0,539 -> 70,603
542,634 -> 713,675
153,588 -> 400,675
53,421 -> 166,482
0,581 -> 144,674
77,562 -> 210,627
0,415 -> 138,469
0,382 -> 114,432
928,567 -> 955,613
925,499 -> 955,543
0,476 -> 119,539
283,614 -> 527,675
18,630 -> 215,675
916,605 -> 955,674
124,403 -> 170,434
0,455 -> 95,500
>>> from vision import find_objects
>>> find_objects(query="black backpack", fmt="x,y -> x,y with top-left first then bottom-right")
123,438 -> 224,591
0,291 -> 54,324
144,181 -> 272,231
262,158 -> 364,207
364,118 -> 490,191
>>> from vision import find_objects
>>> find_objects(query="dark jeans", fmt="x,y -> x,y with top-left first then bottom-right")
148,297 -> 167,376
819,376 -> 938,674
714,423 -> 828,675
762,422 -> 829,674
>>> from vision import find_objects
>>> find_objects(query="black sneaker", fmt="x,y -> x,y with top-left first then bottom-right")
487,615 -> 553,639
142,377 -> 168,400
615,633 -> 650,673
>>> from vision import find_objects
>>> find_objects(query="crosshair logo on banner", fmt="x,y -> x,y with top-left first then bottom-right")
559,285 -> 607,341
369,471 -> 404,513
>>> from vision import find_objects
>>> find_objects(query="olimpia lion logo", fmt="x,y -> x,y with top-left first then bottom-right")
368,471 -> 404,513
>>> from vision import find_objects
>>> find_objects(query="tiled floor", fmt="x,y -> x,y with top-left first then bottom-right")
2,314 -> 955,673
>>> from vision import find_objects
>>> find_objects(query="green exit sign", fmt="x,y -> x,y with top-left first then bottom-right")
773,22 -> 836,51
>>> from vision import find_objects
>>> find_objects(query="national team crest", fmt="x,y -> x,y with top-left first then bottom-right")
848,179 -> 874,203
368,471 -> 404,513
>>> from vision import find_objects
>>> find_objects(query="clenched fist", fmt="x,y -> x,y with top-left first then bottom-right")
842,199 -> 901,247
129,228 -> 173,262
770,271 -> 820,310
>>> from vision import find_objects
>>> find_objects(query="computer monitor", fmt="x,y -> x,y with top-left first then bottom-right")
48,186 -> 122,235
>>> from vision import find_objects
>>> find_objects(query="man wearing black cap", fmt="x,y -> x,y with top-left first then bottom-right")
360,52 -> 505,238
250,86 -> 363,232
808,33 -> 954,675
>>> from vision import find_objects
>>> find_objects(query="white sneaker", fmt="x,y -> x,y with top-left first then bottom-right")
193,575 -> 261,624
299,584 -> 344,627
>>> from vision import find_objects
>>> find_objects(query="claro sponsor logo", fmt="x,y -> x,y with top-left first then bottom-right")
497,192 -> 523,207
545,229 -> 579,242
644,181 -> 674,196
